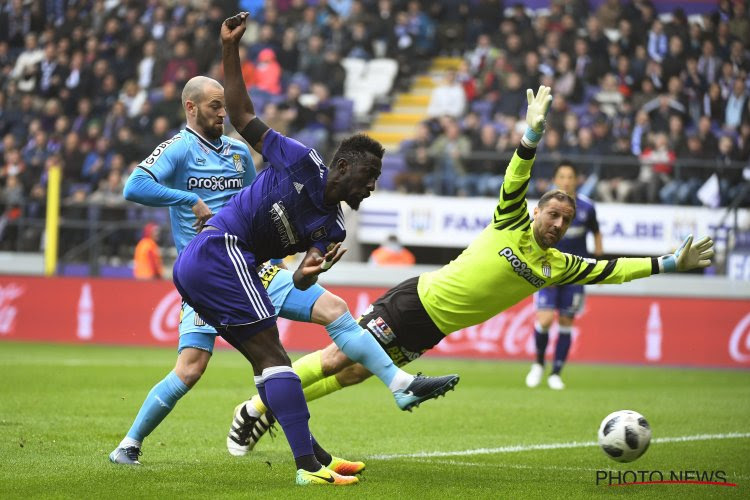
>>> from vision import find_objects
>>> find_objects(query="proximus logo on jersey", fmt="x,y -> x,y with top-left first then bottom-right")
499,247 -> 546,288
187,176 -> 243,191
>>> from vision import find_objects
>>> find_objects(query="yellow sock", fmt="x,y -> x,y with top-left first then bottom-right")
250,394 -> 266,414
303,375 -> 343,403
293,350 -> 324,388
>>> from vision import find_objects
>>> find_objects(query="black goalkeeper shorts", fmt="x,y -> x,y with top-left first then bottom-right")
357,277 -> 446,367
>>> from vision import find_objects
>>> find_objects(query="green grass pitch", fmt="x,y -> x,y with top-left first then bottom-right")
1,342 -> 748,499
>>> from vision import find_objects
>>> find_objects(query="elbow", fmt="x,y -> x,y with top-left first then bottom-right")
123,179 -> 142,203
123,181 -> 135,201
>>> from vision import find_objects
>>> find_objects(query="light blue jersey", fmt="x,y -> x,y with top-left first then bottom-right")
132,126 -> 256,252
125,126 -> 325,352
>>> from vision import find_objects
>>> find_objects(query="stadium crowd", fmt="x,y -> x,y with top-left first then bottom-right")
0,0 -> 748,259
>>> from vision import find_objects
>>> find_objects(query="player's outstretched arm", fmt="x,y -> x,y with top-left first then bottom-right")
557,234 -> 715,286
221,12 -> 269,153
493,86 -> 553,230
293,243 -> 347,290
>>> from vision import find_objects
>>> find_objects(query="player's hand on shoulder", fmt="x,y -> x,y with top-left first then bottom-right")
221,12 -> 248,44
191,199 -> 213,231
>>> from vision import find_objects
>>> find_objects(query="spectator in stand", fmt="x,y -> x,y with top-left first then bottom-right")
59,131 -> 86,190
664,134 -> 714,206
150,81 -> 182,129
119,80 -> 147,119
426,70 -> 466,119
425,117 -> 471,196
466,123 -> 503,197
161,39 -> 197,86
137,40 -> 159,91
276,28 -> 300,74
703,81 -> 727,125
635,132 -> 675,204
133,222 -> 164,280
493,71 -> 526,122
397,122 -> 434,193
596,135 -> 640,203
254,48 -> 281,95
368,234 -> 416,267
662,36 -> 686,83
725,77 -> 748,130
697,39 -> 721,84
715,135 -> 745,205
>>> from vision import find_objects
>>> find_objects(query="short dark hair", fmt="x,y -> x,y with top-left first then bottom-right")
331,134 -> 385,167
553,160 -> 577,177
538,189 -> 576,213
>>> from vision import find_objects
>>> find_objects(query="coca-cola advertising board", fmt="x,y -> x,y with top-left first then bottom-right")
0,275 -> 748,368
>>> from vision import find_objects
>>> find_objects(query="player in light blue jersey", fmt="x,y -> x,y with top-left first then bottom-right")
526,161 -> 603,390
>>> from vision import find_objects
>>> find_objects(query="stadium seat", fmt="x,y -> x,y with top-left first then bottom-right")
377,153 -> 407,191
330,97 -> 354,134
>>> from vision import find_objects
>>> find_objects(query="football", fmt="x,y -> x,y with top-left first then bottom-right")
597,410 -> 652,463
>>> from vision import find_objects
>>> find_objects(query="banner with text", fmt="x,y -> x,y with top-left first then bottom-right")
358,193 -> 748,255
1,276 -> 748,368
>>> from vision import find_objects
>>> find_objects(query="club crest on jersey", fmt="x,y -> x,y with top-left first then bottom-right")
311,226 -> 327,241
232,153 -> 245,173
542,261 -> 551,278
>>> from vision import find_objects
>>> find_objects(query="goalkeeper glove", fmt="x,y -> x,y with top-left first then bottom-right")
658,234 -> 715,273
521,85 -> 553,149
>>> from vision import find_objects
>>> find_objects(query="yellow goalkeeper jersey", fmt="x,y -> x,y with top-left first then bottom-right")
417,150 -> 654,335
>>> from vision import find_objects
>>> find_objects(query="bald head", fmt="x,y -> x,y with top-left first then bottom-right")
182,76 -> 227,141
181,76 -> 223,109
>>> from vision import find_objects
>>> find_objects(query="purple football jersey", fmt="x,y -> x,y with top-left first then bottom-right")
208,130 -> 345,262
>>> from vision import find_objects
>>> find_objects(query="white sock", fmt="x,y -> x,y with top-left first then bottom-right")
387,368 -> 415,392
244,399 -> 262,418
119,437 -> 141,449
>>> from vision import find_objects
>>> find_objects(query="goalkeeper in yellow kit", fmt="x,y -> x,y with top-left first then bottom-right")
226,86 -> 715,455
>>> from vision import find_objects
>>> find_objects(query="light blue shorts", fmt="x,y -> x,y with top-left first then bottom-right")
177,265 -> 326,353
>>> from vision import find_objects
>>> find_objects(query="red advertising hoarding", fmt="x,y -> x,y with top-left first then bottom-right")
1,275 -> 748,368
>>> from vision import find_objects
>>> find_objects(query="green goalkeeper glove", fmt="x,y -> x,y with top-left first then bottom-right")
521,85 -> 553,149
658,235 -> 715,273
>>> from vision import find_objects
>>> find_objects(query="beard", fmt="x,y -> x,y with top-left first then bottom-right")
344,197 -> 361,210
196,109 -> 223,140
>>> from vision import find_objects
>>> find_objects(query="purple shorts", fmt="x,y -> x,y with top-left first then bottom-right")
173,230 -> 276,332
535,284 -> 585,318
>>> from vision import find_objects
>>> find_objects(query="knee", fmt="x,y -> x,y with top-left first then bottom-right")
314,292 -> 349,325
558,316 -> 574,329
536,311 -> 554,329
176,360 -> 207,388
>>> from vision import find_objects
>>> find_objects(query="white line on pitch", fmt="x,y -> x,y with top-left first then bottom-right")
369,432 -> 750,459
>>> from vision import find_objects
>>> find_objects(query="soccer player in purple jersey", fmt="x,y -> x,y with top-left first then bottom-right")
526,161 -> 603,390
171,13 -> 458,486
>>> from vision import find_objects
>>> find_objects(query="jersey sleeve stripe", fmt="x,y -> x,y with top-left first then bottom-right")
558,256 -> 584,282
501,178 -> 530,201
508,216 -> 530,231
586,259 -> 618,284
497,198 -> 526,215
560,261 -> 597,285
494,211 -> 526,230
136,165 -> 159,182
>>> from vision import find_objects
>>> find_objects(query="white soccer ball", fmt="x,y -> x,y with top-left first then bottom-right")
597,410 -> 652,463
